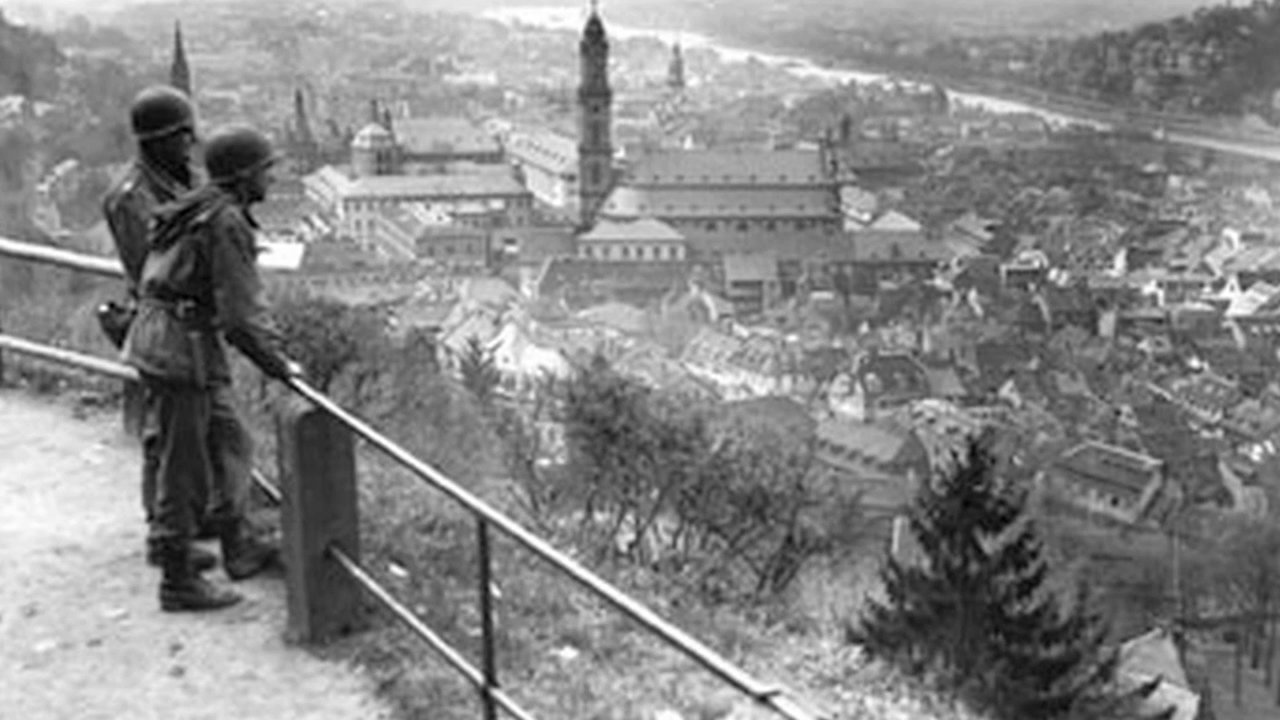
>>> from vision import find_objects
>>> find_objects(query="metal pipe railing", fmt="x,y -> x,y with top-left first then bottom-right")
0,237 -> 825,720
0,334 -> 284,504
328,546 -> 537,720
0,237 -> 124,278
285,377 -> 818,720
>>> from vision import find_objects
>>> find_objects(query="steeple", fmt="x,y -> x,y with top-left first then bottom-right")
169,21 -> 191,96
294,89 -> 314,146
577,0 -> 613,228
291,88 -> 318,172
667,40 -> 685,93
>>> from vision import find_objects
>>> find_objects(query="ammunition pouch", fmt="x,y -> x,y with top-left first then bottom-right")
96,300 -> 137,349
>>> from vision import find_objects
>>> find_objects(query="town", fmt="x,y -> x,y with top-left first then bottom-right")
6,0 -> 1280,718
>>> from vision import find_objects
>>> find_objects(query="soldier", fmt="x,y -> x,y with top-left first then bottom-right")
101,85 -> 216,574
122,125 -> 302,612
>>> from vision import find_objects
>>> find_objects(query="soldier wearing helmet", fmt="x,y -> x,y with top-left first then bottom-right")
104,85 -> 199,294
122,124 -> 302,612
101,85 -> 218,579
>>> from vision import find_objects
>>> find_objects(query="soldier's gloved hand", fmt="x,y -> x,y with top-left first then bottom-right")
283,359 -> 306,381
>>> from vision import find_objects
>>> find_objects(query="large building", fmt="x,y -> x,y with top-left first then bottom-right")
596,148 -> 842,260
569,8 -> 844,265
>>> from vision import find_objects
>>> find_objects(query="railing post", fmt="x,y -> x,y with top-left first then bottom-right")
277,394 -> 362,643
477,519 -> 498,720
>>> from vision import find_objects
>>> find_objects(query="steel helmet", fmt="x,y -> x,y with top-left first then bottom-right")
203,125 -> 282,184
130,85 -> 196,141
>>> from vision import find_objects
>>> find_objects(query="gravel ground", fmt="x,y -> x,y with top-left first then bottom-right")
0,389 -> 393,720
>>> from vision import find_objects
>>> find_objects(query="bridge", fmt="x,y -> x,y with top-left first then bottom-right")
0,237 -> 827,720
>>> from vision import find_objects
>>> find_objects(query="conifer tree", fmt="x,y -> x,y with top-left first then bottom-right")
854,440 -> 1171,720
458,334 -> 502,409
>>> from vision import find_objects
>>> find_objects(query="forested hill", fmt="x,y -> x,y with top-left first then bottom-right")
1036,2 -> 1280,117
0,11 -> 64,99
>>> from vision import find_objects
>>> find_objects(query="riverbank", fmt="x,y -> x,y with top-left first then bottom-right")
485,5 -> 1280,160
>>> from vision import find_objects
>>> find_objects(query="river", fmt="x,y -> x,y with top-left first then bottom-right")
482,5 -> 1280,162
480,5 -> 1103,128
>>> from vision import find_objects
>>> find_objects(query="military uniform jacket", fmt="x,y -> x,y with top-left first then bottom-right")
101,158 -> 191,297
122,185 -> 291,386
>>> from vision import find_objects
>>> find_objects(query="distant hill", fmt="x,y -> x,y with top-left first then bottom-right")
600,0 -> 1208,38
1034,2 -> 1280,116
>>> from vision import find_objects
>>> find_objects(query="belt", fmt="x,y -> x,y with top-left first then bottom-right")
139,296 -> 213,328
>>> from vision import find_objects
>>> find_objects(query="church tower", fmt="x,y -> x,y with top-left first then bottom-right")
577,0 -> 613,228
667,40 -> 685,93
290,88 -> 318,172
170,21 -> 192,96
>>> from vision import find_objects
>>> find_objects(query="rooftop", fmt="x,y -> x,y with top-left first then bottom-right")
600,186 -> 837,219
1053,441 -> 1164,496
394,117 -> 500,158
343,172 -> 528,200
625,148 -> 829,187
579,218 -> 684,243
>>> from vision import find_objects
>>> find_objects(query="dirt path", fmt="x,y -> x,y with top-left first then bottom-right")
0,389 -> 393,720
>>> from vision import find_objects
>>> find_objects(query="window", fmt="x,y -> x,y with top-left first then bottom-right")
737,221 -> 749,232
765,220 -> 776,231
621,246 -> 630,259
706,221 -> 718,232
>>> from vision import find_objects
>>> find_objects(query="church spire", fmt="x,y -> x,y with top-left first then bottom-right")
578,0 -> 613,228
169,21 -> 192,96
667,39 -> 685,93
294,88 -> 314,146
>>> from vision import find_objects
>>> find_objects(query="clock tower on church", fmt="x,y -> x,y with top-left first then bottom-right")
578,1 -> 613,228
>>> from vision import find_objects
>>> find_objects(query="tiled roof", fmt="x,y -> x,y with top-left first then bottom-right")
344,172 -> 528,200
851,230 -> 955,263
505,129 -> 577,174
625,149 -> 828,186
857,353 -> 931,400
816,417 -> 918,467
1053,441 -> 1163,497
600,186 -> 837,219
394,117 -> 499,157
868,210 -> 922,232
579,218 -> 684,243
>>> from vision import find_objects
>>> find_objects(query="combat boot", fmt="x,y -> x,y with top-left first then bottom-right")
158,544 -> 242,612
218,520 -> 281,581
146,541 -> 218,573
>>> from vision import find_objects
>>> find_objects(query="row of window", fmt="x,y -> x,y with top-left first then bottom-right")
420,243 -> 485,259
642,174 -> 822,184
660,219 -> 837,234
579,243 -> 684,261
344,196 -> 532,212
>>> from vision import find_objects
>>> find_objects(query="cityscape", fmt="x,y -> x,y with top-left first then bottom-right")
5,1 -> 1280,719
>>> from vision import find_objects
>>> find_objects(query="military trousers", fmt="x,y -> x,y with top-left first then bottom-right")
143,377 -> 253,547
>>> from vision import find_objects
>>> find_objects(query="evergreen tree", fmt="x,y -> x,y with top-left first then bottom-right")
854,440 -> 1171,720
458,334 -> 501,409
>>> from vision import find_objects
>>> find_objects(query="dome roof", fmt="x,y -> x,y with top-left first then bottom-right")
352,122 -> 393,149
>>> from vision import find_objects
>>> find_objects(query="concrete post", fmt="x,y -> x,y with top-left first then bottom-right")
276,395 -> 362,643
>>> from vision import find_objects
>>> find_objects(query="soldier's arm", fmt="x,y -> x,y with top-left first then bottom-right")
208,212 -> 292,379
102,190 -> 151,298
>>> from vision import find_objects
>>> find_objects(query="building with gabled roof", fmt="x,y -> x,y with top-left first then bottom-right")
576,217 -> 686,263
392,117 -> 503,166
1038,441 -> 1169,528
